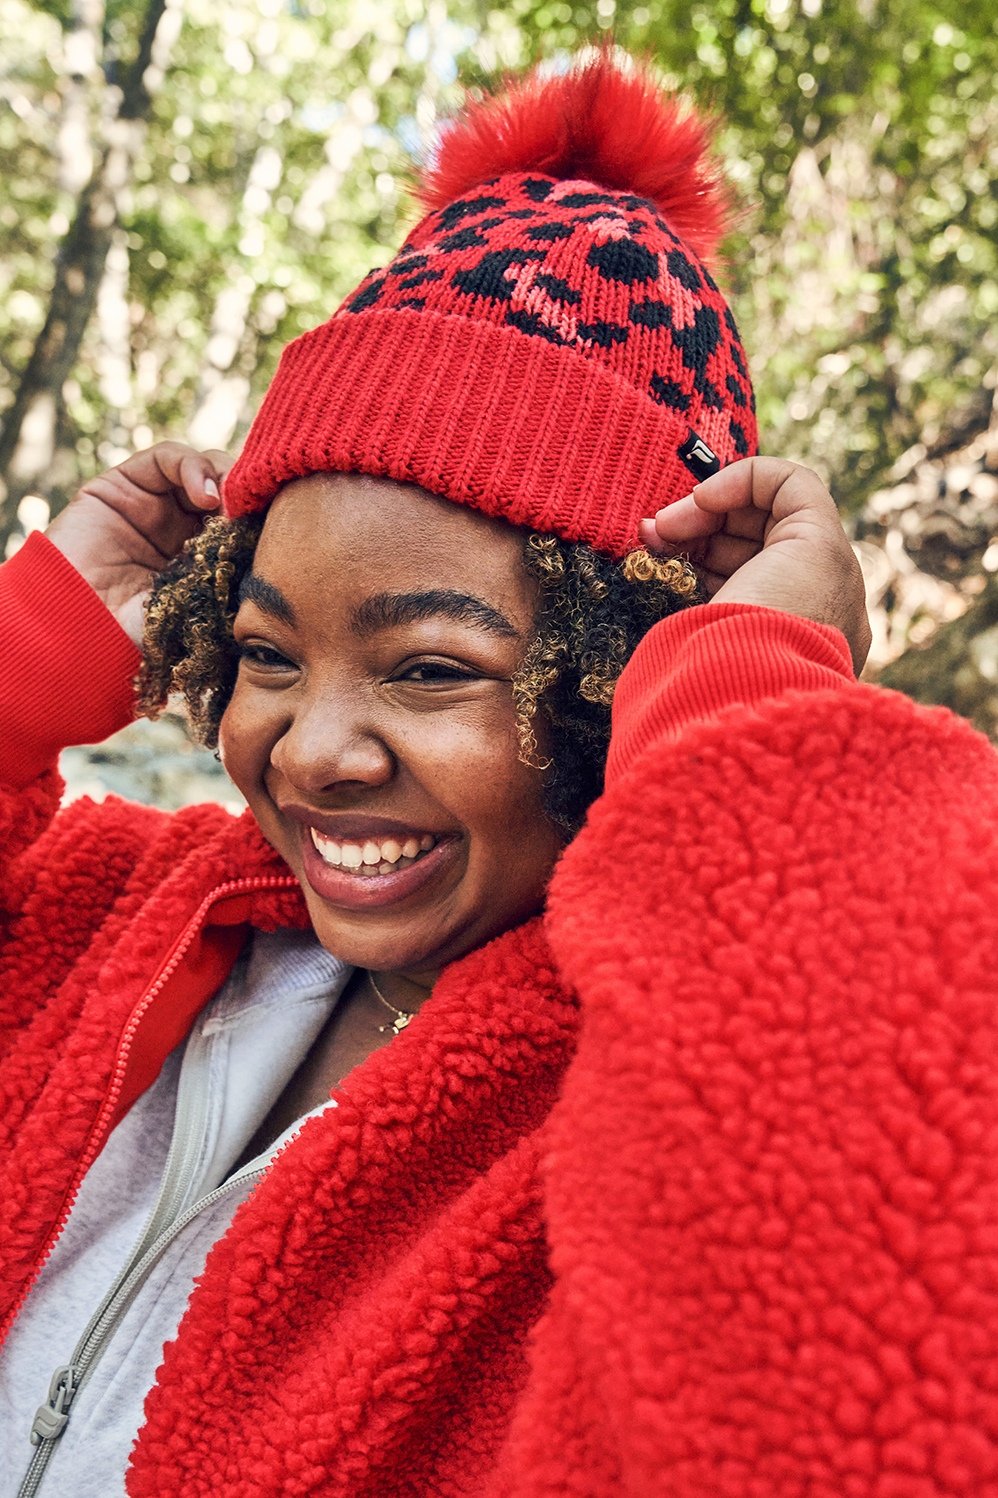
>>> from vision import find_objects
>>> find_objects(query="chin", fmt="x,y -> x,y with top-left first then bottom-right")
301,891 -> 469,976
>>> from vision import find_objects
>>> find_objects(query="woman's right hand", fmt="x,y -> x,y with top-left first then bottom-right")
45,443 -> 231,647
639,457 -> 872,675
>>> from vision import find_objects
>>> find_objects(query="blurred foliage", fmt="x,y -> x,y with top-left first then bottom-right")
0,0 -> 995,532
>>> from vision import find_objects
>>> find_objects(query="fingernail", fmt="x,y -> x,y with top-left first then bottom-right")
204,478 -> 220,501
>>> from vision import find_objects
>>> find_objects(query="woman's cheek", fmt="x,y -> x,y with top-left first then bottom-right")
217,689 -> 259,793
217,684 -> 245,756
216,703 -> 235,770
215,711 -> 232,773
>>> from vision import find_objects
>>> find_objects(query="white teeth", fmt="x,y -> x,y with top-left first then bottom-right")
309,827 -> 439,872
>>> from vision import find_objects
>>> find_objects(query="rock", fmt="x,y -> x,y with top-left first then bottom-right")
60,711 -> 245,813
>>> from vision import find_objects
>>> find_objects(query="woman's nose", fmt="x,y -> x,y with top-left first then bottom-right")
269,696 -> 394,796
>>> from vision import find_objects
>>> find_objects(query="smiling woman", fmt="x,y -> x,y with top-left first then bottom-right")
3,46 -> 998,1498
135,470 -> 697,1081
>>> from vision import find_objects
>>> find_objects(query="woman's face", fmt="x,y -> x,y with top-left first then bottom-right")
219,473 -> 565,988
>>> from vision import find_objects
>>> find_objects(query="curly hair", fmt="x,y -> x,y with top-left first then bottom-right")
137,513 -> 701,834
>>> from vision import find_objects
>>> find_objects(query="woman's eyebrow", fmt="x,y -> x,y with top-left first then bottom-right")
238,572 -> 296,627
351,589 -> 518,638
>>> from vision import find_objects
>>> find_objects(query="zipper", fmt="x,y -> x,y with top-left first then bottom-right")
17,1162 -> 268,1498
18,1098 -> 336,1498
0,873 -> 297,1347
129,1019 -> 213,1262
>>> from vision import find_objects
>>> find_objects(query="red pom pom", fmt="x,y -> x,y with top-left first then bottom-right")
416,51 -> 734,262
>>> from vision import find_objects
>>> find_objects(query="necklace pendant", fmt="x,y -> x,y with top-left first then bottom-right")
368,972 -> 413,1037
378,1013 -> 412,1037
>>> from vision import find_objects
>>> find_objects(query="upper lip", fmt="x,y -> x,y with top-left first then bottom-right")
278,804 -> 447,842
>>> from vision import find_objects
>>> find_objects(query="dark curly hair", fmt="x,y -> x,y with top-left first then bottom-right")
136,514 -> 701,834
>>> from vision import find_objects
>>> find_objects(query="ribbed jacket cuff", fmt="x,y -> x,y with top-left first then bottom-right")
1,532 -> 141,787
607,603 -> 855,784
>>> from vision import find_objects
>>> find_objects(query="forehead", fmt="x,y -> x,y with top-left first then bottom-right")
252,471 -> 533,611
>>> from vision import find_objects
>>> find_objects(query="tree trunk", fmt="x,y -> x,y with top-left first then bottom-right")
96,228 -> 136,452
57,0 -> 104,195
0,0 -> 171,552
185,146 -> 281,453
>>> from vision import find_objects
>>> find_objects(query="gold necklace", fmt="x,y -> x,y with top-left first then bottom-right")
367,971 -> 414,1037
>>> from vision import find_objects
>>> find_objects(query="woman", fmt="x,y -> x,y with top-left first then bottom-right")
1,54 -> 996,1498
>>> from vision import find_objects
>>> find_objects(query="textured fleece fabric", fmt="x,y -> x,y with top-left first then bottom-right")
2,531 -> 998,1496
0,929 -> 346,1497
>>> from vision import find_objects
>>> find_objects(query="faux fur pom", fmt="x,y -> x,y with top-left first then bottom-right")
416,51 -> 733,261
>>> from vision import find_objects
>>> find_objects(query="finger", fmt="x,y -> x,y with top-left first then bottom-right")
112,442 -> 200,494
700,568 -> 729,597
693,457 -> 839,531
640,458 -> 803,550
720,506 -> 768,541
642,496 -> 766,546
637,516 -> 708,562
200,448 -> 235,478
113,443 -> 223,511
645,494 -> 723,544
684,456 -> 801,518
176,450 -> 224,511
699,532 -> 762,581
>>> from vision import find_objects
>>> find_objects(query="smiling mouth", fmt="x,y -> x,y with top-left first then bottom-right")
309,828 -> 439,878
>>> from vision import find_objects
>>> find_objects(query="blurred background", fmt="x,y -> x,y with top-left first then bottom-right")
1,0 -> 996,806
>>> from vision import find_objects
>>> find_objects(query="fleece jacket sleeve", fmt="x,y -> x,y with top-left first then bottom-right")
508,603 -> 998,1496
1,531 -> 140,791
0,531 -> 140,890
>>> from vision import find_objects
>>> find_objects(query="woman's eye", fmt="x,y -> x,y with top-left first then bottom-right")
397,661 -> 477,683
236,642 -> 292,669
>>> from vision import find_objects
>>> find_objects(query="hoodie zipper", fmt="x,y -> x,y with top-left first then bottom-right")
17,1162 -> 268,1498
0,873 -> 297,1348
17,1093 -> 337,1498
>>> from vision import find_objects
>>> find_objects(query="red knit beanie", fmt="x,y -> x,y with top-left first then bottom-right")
223,52 -> 757,559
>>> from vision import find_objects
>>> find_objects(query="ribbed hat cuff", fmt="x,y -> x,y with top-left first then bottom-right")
223,309 -> 697,558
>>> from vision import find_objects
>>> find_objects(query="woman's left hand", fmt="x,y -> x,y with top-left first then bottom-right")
638,457 -> 872,674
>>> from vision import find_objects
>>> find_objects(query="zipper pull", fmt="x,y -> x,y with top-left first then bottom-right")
29,1365 -> 79,1446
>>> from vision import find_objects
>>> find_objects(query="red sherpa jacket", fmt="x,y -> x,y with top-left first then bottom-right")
2,531 -> 998,1497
